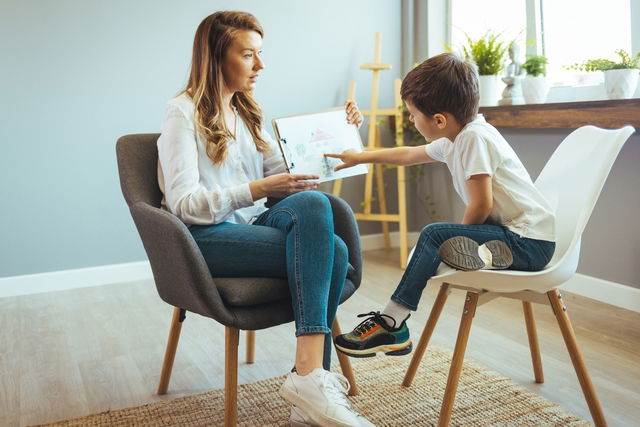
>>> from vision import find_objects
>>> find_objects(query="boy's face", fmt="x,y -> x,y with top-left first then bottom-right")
405,101 -> 447,143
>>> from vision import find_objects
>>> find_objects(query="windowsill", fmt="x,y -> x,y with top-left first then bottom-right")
479,98 -> 640,129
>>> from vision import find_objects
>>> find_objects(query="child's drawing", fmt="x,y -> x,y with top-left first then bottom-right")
273,108 -> 368,182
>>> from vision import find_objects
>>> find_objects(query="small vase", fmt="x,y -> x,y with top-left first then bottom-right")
478,75 -> 500,106
604,69 -> 639,99
522,76 -> 549,104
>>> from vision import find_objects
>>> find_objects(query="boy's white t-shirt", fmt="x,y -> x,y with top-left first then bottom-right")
425,115 -> 555,242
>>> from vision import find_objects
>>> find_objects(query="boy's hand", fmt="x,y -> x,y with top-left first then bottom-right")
344,99 -> 363,128
324,149 -> 361,171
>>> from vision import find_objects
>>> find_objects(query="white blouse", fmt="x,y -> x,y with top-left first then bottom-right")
157,94 -> 286,225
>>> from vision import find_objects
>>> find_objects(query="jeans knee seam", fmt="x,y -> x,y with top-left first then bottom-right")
273,208 -> 307,328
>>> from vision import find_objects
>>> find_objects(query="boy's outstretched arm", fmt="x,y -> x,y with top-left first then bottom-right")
462,174 -> 493,224
325,146 -> 435,171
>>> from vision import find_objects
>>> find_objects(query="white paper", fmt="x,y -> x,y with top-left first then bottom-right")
272,108 -> 369,183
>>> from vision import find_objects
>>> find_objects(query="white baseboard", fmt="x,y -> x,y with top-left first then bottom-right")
0,261 -> 153,299
2,232 -> 638,313
559,273 -> 640,313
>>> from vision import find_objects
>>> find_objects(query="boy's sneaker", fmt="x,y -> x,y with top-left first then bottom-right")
438,236 -> 513,271
290,405 -> 374,427
279,368 -> 374,427
333,311 -> 412,358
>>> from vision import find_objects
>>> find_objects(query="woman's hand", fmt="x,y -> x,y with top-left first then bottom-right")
250,173 -> 319,200
345,99 -> 363,128
324,149 -> 362,172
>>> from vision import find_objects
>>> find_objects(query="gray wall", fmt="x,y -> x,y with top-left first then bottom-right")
411,130 -> 640,289
0,0 -> 402,277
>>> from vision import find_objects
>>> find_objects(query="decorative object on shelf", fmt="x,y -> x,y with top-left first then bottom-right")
460,32 -> 508,106
521,54 -> 549,104
567,49 -> 640,99
499,42 -> 525,106
604,69 -> 639,99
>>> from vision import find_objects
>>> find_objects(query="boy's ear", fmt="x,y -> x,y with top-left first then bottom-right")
433,113 -> 447,129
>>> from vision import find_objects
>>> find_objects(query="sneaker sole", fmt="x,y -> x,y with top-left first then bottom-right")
334,341 -> 413,358
485,240 -> 513,269
439,236 -> 513,271
278,387 -> 351,427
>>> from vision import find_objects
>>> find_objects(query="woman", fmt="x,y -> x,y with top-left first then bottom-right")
156,11 -> 372,427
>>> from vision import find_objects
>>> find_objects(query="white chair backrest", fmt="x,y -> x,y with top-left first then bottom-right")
534,125 -> 635,269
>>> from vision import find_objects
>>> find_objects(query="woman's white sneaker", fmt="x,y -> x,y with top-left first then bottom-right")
289,405 -> 374,427
279,368 -> 374,427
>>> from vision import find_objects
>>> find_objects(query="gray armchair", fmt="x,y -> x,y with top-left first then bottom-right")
116,133 -> 362,426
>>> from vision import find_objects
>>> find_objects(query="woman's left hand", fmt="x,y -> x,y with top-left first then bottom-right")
345,99 -> 363,128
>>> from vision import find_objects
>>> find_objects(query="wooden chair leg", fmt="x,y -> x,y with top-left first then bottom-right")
438,292 -> 479,427
246,330 -> 256,364
403,283 -> 451,387
225,327 -> 240,427
332,318 -> 359,396
547,290 -> 607,427
522,301 -> 544,383
157,307 -> 185,395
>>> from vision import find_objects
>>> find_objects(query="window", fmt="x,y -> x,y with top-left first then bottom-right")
449,0 -> 635,97
450,0 -> 526,55
542,0 -> 632,86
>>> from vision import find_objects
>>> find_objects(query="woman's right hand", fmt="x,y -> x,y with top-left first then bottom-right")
250,173 -> 319,200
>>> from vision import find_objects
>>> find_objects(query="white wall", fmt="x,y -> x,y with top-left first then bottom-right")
0,0 -> 402,278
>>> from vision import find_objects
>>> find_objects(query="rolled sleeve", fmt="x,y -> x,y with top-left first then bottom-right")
228,182 -> 254,210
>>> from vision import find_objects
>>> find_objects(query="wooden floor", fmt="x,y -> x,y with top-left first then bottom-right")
1,249 -> 639,426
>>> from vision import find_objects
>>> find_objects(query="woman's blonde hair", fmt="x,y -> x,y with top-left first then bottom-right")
183,11 -> 269,164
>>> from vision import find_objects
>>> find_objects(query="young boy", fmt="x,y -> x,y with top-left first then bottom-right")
326,53 -> 556,358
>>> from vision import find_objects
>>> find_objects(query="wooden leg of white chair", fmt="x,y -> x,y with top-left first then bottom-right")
332,318 -> 359,396
403,283 -> 451,387
522,301 -> 544,383
225,327 -> 239,427
547,289 -> 607,427
438,292 -> 478,427
246,330 -> 256,364
157,307 -> 185,395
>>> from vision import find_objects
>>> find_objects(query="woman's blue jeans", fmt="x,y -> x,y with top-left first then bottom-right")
392,222 -> 556,310
189,191 -> 348,370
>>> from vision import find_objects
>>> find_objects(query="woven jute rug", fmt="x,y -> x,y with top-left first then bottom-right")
35,345 -> 590,426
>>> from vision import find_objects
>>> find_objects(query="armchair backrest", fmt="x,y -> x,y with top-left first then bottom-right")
116,133 -> 163,208
116,134 -> 231,322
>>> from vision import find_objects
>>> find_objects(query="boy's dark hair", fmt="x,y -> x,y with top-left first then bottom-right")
401,53 -> 480,126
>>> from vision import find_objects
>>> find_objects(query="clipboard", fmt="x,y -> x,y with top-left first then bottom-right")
272,107 -> 369,183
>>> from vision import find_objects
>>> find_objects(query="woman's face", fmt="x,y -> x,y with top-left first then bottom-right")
221,30 -> 264,93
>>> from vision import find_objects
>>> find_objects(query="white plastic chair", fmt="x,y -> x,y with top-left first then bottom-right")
402,125 -> 635,427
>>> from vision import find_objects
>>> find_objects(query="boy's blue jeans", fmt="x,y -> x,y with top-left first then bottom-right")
392,222 -> 556,311
189,191 -> 348,370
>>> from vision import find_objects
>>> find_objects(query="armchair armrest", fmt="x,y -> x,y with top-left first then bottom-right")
130,202 -> 235,325
322,192 -> 362,289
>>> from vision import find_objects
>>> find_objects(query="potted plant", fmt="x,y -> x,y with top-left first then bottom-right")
461,32 -> 508,106
521,55 -> 549,104
567,49 -> 640,99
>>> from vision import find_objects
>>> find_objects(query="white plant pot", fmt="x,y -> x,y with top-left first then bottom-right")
478,75 -> 500,106
604,69 -> 639,99
522,75 -> 549,104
